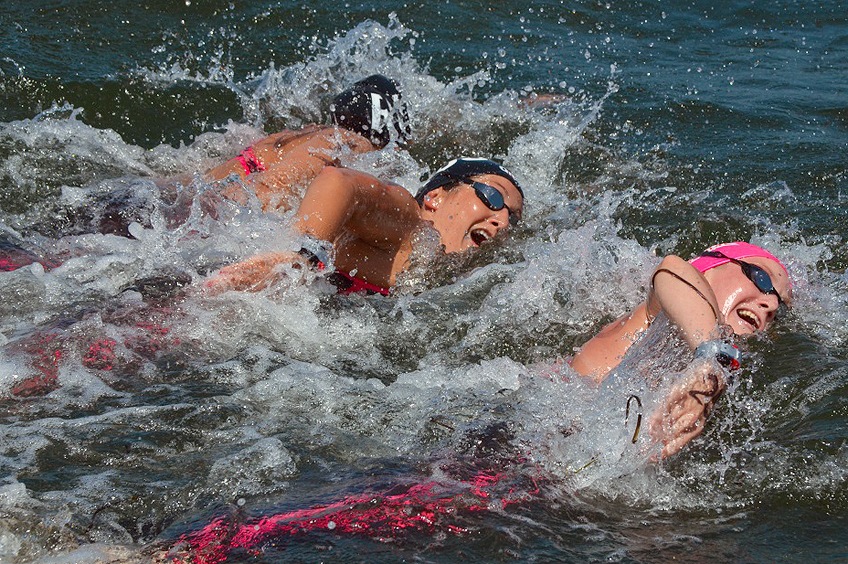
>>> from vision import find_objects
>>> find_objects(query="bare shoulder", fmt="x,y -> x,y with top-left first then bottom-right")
308,126 -> 375,153
316,167 -> 411,203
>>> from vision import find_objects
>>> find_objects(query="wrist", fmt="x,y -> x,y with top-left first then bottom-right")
298,236 -> 333,270
694,339 -> 741,371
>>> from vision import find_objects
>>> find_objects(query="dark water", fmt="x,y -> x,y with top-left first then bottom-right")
0,1 -> 846,563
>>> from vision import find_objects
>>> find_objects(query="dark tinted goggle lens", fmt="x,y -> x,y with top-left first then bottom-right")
740,262 -> 785,305
469,181 -> 520,226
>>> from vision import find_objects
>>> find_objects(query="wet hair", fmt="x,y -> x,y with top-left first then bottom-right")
330,74 -> 411,148
415,157 -> 524,205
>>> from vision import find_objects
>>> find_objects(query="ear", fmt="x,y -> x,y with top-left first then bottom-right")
422,187 -> 445,211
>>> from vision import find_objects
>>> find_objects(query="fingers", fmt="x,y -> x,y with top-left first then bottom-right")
661,423 -> 705,459
649,360 -> 728,459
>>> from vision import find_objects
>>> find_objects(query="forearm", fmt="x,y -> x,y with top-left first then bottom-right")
204,251 -> 306,294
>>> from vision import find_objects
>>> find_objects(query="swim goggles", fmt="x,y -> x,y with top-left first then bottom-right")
699,250 -> 786,307
467,179 -> 521,227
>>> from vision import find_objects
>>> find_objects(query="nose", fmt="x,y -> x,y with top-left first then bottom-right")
758,293 -> 781,321
488,208 -> 510,231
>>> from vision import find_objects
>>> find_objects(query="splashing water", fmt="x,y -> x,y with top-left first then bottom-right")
1,8 -> 846,564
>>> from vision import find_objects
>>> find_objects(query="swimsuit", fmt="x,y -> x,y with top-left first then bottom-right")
298,247 -> 391,296
329,270 -> 391,296
233,126 -> 334,178
162,464 -> 539,563
0,236 -> 57,272
235,146 -> 266,176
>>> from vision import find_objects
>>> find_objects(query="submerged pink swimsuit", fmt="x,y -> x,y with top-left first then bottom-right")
162,469 -> 539,564
300,248 -> 391,296
331,269 -> 391,296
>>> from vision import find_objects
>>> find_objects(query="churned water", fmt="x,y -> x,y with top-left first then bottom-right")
0,1 -> 846,563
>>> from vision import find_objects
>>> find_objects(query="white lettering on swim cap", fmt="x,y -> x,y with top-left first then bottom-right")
369,92 -> 392,134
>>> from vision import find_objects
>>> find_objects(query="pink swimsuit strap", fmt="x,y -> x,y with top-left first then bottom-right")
297,248 -> 391,296
331,269 -> 391,296
235,146 -> 266,176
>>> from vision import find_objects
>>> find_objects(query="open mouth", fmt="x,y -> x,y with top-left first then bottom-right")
469,228 -> 491,246
737,309 -> 761,331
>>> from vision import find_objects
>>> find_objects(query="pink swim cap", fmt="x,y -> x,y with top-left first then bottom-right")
689,241 -> 789,277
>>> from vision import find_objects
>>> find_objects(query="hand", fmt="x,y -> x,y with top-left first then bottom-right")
648,357 -> 727,460
203,251 -> 305,295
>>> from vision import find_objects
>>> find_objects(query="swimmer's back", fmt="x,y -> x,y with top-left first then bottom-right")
207,125 -> 376,212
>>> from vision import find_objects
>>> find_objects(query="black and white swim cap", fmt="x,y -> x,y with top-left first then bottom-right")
330,74 -> 411,148
415,157 -> 524,203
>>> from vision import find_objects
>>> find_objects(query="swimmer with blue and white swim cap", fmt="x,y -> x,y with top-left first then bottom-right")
206,156 -> 525,295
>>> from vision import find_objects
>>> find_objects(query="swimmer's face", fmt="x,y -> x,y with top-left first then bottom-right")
705,257 -> 791,335
421,174 -> 524,253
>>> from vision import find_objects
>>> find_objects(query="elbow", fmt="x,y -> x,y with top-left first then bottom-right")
656,255 -> 687,271
311,165 -> 350,185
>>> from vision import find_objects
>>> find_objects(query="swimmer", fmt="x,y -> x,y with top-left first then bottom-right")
571,241 -> 791,458
1,158 -> 523,396
203,74 -> 410,212
205,157 -> 525,295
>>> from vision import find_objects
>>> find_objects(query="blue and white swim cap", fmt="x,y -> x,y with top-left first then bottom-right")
415,157 -> 524,203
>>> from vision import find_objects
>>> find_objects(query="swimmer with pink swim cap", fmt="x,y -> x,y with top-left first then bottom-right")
570,240 -> 792,459
690,241 -> 789,278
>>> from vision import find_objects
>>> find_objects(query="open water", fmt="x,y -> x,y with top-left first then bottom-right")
0,1 -> 846,563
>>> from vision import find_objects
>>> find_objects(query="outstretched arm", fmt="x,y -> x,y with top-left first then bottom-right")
203,251 -> 308,294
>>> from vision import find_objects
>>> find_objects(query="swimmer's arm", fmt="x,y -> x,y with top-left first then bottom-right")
570,256 -> 723,382
646,258 -> 729,460
295,166 -> 420,251
203,251 -> 308,294
648,255 -> 723,349
249,128 -> 376,212
570,302 -> 652,383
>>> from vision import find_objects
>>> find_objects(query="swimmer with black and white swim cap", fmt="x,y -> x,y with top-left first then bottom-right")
202,75 -> 411,213
331,74 -> 411,148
